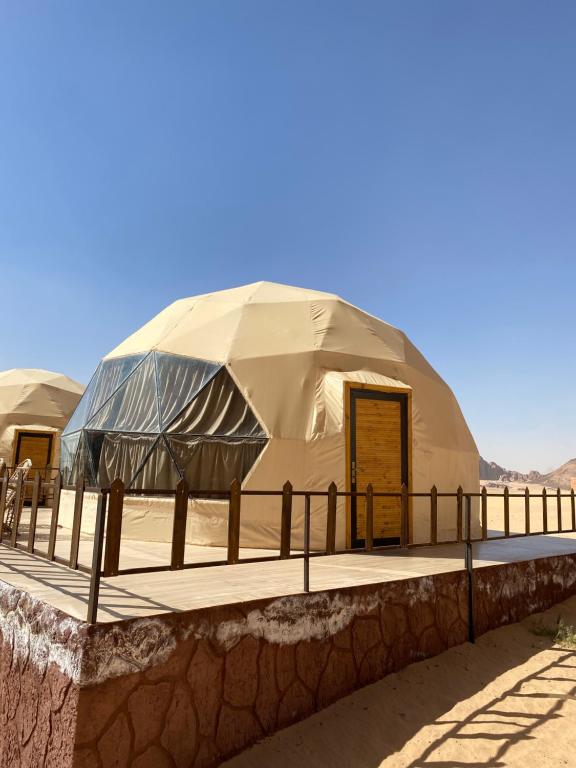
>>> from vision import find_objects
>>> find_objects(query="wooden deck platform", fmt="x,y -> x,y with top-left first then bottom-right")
2,510 -> 576,623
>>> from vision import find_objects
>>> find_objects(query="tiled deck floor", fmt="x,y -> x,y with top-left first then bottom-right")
2,510 -> 576,623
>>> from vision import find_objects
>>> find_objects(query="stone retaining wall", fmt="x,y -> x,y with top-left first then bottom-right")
0,583 -> 85,768
1,553 -> 576,767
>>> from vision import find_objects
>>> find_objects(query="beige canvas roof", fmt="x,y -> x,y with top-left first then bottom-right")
97,282 -> 479,548
0,369 -> 84,463
106,281 -> 476,448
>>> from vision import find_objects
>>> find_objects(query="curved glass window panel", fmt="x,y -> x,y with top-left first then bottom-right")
169,436 -> 267,491
155,353 -> 220,429
69,432 -> 97,486
166,368 -> 266,437
61,353 -> 268,491
85,354 -> 147,423
62,365 -> 102,435
86,355 -> 160,433
95,433 -> 158,488
60,432 -> 81,484
130,436 -> 181,490
84,431 -> 106,485
63,355 -> 147,435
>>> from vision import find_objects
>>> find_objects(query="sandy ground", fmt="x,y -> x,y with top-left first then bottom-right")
224,595 -> 576,768
482,480 -> 573,538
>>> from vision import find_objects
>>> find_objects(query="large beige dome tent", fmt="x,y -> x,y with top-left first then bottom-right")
0,369 -> 84,478
60,282 -> 478,549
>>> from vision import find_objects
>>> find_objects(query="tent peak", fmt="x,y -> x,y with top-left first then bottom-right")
173,280 -> 341,306
0,368 -> 84,392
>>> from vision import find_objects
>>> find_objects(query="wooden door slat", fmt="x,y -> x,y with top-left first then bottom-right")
355,398 -> 402,539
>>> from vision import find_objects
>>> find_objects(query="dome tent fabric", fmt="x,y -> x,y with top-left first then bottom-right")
61,282 -> 479,550
0,369 -> 84,468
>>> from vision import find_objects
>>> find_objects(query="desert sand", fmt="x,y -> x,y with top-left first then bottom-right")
224,595 -> 576,768
483,480 -> 574,538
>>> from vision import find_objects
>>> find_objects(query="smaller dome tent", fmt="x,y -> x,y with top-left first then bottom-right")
0,369 -> 84,473
61,282 -> 479,549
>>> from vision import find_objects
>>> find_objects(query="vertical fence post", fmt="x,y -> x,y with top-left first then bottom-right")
464,494 -> 475,643
27,473 -> 42,553
525,487 -> 530,535
326,482 -> 337,555
47,471 -> 62,560
365,484 -> 374,551
571,488 -> 576,531
303,493 -> 311,592
103,478 -> 124,577
557,488 -> 562,532
400,483 -> 409,548
171,479 -> 189,570
430,485 -> 438,545
280,481 -> 293,559
9,471 -> 24,547
0,468 -> 8,544
227,478 -> 241,565
542,488 -> 548,534
69,473 -> 85,569
456,486 -> 463,543
87,492 -> 107,625
481,486 -> 488,540
504,486 -> 510,537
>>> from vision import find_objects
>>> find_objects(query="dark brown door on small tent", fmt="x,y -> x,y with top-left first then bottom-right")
348,387 -> 410,547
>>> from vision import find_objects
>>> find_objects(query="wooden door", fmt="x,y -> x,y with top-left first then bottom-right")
14,431 -> 53,502
349,388 -> 409,547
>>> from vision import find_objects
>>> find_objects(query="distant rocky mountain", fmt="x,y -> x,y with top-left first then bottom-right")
479,457 -> 544,485
541,458 -> 576,490
480,456 -> 576,488
479,457 -> 507,481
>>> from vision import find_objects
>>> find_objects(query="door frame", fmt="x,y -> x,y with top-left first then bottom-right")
344,382 -> 412,549
12,430 -> 54,468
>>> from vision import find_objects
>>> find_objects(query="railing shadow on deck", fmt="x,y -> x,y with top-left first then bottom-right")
0,544 -> 177,620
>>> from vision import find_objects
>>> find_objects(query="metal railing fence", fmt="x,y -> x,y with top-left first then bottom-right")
1,467 -> 575,628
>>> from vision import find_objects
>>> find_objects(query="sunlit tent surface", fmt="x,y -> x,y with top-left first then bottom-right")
61,282 -> 479,548
0,369 -> 84,468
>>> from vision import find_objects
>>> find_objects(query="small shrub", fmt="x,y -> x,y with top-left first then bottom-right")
531,616 -> 576,649
555,619 -> 576,649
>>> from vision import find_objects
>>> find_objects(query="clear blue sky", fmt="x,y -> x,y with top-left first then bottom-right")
0,1 -> 574,473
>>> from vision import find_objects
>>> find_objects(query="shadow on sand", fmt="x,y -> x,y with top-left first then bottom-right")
224,597 -> 576,768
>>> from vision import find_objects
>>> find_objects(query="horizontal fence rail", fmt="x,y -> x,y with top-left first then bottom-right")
1,469 -> 576,625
